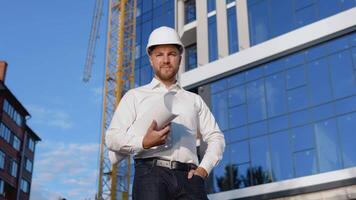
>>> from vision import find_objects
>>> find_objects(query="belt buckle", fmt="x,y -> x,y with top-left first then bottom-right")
156,159 -> 172,169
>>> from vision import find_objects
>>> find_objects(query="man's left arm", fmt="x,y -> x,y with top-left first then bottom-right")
194,95 -> 225,178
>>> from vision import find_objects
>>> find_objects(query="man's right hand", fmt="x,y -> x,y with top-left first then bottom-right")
142,120 -> 170,149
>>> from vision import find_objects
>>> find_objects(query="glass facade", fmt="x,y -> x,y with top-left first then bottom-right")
248,0 -> 356,46
135,0 -> 174,87
185,43 -> 197,71
0,122 -> 11,143
185,0 -> 196,24
227,5 -> 238,54
2,99 -> 24,126
208,15 -> 218,62
210,31 -> 356,193
0,151 -> 4,170
207,0 -> 216,13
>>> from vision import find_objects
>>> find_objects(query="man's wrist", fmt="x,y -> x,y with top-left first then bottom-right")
195,167 -> 208,178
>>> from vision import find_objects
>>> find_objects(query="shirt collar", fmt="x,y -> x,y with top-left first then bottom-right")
148,77 -> 182,90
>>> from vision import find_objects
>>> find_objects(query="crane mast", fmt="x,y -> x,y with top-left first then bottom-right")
83,0 -> 137,199
83,0 -> 104,82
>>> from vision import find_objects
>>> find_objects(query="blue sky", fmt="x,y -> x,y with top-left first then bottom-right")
1,1 -> 108,199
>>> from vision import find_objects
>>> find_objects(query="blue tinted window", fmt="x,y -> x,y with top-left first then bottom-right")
335,95 -> 356,115
227,6 -> 239,54
329,51 -> 356,99
289,109 -> 311,127
265,72 -> 287,117
211,79 -> 227,94
231,141 -> 249,164
248,120 -> 268,137
314,119 -> 342,172
294,150 -> 317,177
295,4 -> 317,28
287,86 -> 309,112
208,16 -> 218,62
142,0 -> 152,13
237,163 -> 250,188
246,80 -> 267,122
295,0 -> 315,10
227,73 -> 245,87
185,44 -> 197,71
291,125 -> 314,151
311,103 -> 335,121
229,105 -> 247,128
286,65 -> 306,89
207,0 -> 216,13
185,0 -> 196,24
269,0 -> 293,37
305,44 -> 328,61
340,0 -> 356,10
269,115 -> 289,133
214,146 -> 230,192
264,60 -> 284,76
249,136 -> 272,184
140,65 -> 152,85
225,126 -> 248,143
245,67 -> 264,82
270,131 -> 293,181
284,52 -> 305,69
318,0 -> 340,19
211,92 -> 228,130
248,0 -> 269,45
352,48 -> 356,66
350,34 -> 356,47
326,36 -> 350,54
228,86 -> 245,107
307,58 -> 333,105
338,112 -> 356,167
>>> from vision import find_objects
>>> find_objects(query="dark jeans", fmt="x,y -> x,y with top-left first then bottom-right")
133,161 -> 209,200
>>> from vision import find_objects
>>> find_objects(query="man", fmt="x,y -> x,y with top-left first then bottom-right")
106,26 -> 225,200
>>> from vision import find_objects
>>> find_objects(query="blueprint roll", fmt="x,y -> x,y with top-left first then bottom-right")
127,91 -> 179,152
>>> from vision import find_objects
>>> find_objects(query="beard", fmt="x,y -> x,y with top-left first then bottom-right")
154,65 -> 178,82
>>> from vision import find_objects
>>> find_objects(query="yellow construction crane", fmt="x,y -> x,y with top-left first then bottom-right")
83,0 -> 137,199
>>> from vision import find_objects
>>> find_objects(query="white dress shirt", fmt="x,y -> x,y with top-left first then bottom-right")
105,78 -> 225,174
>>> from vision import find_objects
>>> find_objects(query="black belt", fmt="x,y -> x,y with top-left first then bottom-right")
135,157 -> 197,171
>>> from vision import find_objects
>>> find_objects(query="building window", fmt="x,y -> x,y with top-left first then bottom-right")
208,15 -> 218,62
28,137 -> 35,152
0,122 -> 11,143
248,0 -> 356,46
207,0 -> 216,13
209,31 -> 356,193
12,135 -> 21,151
9,160 -> 17,177
20,179 -> 29,193
0,179 -> 4,196
227,6 -> 238,54
185,0 -> 196,24
185,44 -> 197,71
2,99 -> 24,126
0,151 -> 5,170
25,158 -> 33,173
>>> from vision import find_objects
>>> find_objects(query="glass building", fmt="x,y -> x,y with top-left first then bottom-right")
133,0 -> 356,199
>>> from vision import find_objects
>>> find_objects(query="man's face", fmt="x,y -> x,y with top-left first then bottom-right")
149,44 -> 181,83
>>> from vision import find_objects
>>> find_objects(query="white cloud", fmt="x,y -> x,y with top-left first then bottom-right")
31,141 -> 99,200
27,105 -> 74,130
91,86 -> 103,104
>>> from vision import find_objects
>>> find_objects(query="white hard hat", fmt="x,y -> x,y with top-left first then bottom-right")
146,26 -> 184,55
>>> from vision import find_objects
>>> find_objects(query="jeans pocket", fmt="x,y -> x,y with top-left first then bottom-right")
134,162 -> 153,178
